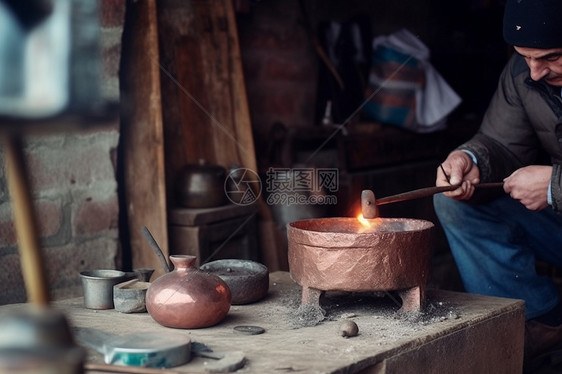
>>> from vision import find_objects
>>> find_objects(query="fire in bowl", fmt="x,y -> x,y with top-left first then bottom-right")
287,217 -> 434,313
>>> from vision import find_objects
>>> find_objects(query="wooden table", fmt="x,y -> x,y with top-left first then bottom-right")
0,272 -> 525,374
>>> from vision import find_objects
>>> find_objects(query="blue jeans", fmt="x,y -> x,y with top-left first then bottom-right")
433,194 -> 562,319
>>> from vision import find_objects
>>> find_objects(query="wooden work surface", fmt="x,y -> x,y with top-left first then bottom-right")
0,272 -> 525,373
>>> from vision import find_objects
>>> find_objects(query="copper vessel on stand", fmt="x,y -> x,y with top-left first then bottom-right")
146,255 -> 231,328
287,217 -> 434,313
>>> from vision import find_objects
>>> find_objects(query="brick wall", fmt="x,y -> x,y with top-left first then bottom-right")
0,1 -> 126,304
237,0 -> 318,131
237,0 -> 433,134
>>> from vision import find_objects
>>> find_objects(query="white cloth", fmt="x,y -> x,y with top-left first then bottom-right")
372,29 -> 462,131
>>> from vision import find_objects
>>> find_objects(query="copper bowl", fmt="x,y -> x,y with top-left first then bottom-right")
287,217 -> 434,313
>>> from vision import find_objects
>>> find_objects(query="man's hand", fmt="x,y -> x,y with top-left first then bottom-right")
503,165 -> 551,210
436,150 -> 481,200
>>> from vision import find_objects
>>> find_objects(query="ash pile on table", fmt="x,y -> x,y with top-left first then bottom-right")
264,288 -> 461,329
289,303 -> 326,328
402,299 -> 462,325
251,281 -> 326,329
256,277 -> 461,330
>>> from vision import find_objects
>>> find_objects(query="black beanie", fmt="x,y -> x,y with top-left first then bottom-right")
503,0 -> 562,48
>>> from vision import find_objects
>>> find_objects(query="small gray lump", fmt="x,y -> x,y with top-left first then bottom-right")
338,320 -> 359,338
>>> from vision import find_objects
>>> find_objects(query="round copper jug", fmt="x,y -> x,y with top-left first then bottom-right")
146,255 -> 232,329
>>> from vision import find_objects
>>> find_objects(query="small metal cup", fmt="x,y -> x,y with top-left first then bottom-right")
79,270 -> 127,309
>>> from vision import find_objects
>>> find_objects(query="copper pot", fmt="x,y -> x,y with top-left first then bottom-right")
175,159 -> 227,208
287,217 -> 434,313
146,255 -> 231,328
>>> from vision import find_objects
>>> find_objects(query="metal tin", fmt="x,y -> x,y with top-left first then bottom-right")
79,270 -> 127,309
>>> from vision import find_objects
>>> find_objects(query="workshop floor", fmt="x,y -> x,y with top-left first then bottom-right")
527,268 -> 562,374
528,361 -> 562,374
526,348 -> 562,374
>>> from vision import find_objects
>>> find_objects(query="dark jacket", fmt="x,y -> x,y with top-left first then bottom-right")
460,53 -> 562,211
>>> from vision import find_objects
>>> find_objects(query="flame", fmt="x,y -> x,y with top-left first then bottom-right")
357,213 -> 371,228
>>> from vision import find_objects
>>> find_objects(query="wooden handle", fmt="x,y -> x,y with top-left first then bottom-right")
84,363 -> 185,374
376,182 -> 504,206
3,134 -> 50,305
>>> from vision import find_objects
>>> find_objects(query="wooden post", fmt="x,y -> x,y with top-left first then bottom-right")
120,0 -> 169,277
2,133 -> 50,305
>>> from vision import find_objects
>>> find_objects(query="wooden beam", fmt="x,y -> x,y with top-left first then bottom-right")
120,0 -> 169,277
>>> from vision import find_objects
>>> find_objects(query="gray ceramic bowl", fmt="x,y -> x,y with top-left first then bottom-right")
200,259 -> 269,305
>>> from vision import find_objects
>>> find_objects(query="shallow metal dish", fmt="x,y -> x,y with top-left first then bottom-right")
201,259 -> 269,305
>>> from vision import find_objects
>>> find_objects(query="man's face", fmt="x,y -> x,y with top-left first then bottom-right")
514,46 -> 562,86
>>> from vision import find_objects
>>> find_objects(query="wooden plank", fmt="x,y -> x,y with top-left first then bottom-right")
156,0 -> 212,207
221,0 -> 286,270
193,0 -> 240,167
173,36 -> 216,165
0,272 -> 524,373
157,0 -> 285,270
120,0 -> 169,278
158,0 -> 258,185
224,0 -> 260,173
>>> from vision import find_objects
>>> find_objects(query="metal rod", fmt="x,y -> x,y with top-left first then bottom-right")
376,182 -> 504,206
141,226 -> 170,273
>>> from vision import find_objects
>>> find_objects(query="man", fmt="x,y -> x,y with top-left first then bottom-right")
433,0 -> 562,366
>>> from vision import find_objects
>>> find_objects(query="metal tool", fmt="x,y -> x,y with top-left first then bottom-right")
75,328 -> 246,372
74,328 -> 191,369
362,182 -> 504,218
142,226 -> 170,273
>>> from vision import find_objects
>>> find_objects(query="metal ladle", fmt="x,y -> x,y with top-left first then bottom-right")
141,226 -> 170,273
